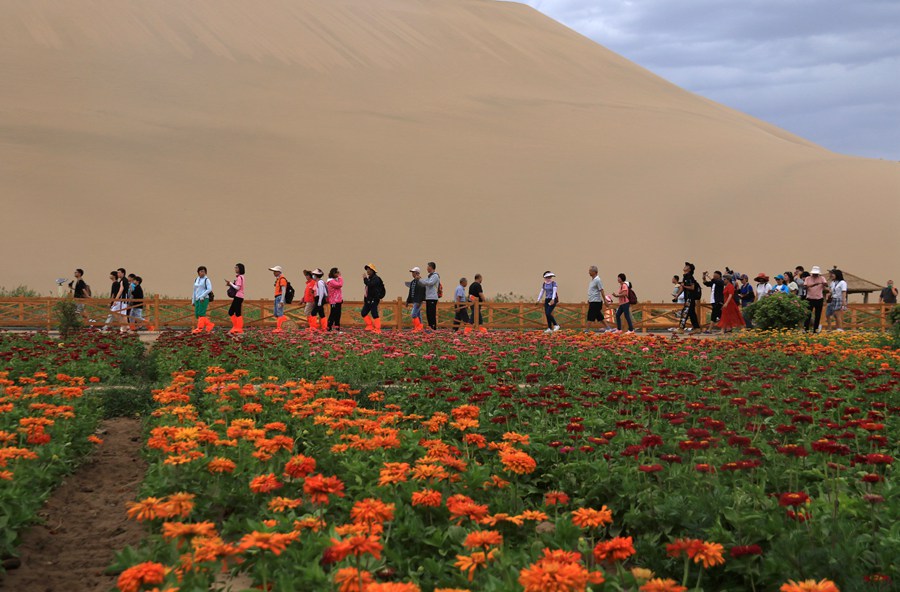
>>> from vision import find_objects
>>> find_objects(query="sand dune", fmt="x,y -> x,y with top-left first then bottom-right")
1,0 -> 898,301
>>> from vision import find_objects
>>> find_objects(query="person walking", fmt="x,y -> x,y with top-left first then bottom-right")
421,262 -> 441,331
803,266 -> 827,333
104,270 -> 120,329
537,271 -> 560,333
676,262 -> 701,333
362,264 -> 385,333
717,273 -> 744,333
453,278 -> 472,333
825,268 -> 848,331
469,273 -> 487,332
405,267 -> 426,332
301,270 -> 315,320
702,270 -> 725,332
738,274 -> 755,328
269,265 -> 289,333
114,268 -> 129,329
611,273 -> 634,333
880,280 -> 897,305
68,269 -> 90,320
130,276 -> 144,330
587,266 -> 611,332
309,269 -> 328,331
191,266 -> 215,333
225,263 -> 245,334
326,268 -> 344,331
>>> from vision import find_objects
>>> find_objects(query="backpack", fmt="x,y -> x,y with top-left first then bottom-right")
438,282 -> 443,299
206,277 -> 215,302
84,284 -> 92,298
284,281 -> 295,304
378,282 -> 386,300
628,285 -> 638,305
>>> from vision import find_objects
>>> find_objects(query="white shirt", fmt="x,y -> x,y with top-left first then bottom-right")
756,283 -> 771,300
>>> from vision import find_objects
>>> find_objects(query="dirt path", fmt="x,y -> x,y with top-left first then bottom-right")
1,418 -> 146,592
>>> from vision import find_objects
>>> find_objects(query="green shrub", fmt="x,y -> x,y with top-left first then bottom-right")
53,299 -> 83,338
742,293 -> 809,330
0,285 -> 40,298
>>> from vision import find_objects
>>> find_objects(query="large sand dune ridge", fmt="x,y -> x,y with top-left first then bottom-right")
1,0 -> 898,301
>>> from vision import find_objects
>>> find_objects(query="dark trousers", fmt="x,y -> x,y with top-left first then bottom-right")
805,298 -> 824,332
710,302 -> 723,323
615,303 -> 634,331
470,305 -> 483,326
425,299 -> 438,330
228,297 -> 243,317
679,299 -> 700,329
327,302 -> 342,330
361,300 -> 380,319
453,306 -> 471,331
311,302 -> 326,318
544,298 -> 558,329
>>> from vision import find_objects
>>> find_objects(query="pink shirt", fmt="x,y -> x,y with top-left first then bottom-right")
230,274 -> 245,299
804,276 -> 826,299
618,282 -> 629,304
326,276 -> 344,304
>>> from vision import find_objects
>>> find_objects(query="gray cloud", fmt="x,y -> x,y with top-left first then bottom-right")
519,0 -> 900,159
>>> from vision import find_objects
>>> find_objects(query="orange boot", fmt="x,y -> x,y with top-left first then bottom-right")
307,316 -> 318,331
229,315 -> 238,334
320,317 -> 328,331
363,315 -> 373,331
274,316 -> 286,333
412,318 -> 423,332
373,318 -> 382,334
204,317 -> 215,332
464,325 -> 473,335
478,326 -> 488,333
192,317 -> 206,333
234,316 -> 244,334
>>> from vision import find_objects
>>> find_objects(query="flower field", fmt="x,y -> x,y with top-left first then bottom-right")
2,329 -> 898,591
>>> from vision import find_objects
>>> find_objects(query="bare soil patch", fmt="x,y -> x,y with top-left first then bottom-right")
1,417 -> 146,592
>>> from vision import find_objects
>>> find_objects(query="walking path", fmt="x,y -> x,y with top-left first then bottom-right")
0,418 -> 146,592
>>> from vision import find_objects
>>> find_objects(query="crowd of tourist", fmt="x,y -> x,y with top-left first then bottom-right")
64,262 -> 897,335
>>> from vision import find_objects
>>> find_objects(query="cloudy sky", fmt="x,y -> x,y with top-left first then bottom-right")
519,0 -> 900,160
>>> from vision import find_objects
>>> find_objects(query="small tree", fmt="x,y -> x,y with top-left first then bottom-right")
54,298 -> 83,338
743,294 -> 809,330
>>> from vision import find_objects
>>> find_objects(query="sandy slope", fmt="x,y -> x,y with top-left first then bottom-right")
1,0 -> 897,301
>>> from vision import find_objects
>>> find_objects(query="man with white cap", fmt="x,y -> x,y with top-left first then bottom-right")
269,265 -> 290,333
803,266 -> 827,333
537,271 -> 560,333
309,269 -> 328,331
405,266 -> 426,332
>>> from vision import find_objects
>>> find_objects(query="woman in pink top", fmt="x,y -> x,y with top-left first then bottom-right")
611,273 -> 634,333
326,267 -> 344,331
225,263 -> 245,334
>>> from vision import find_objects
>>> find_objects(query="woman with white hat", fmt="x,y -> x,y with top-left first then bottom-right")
537,271 -> 560,333
308,269 -> 328,331
803,266 -> 827,332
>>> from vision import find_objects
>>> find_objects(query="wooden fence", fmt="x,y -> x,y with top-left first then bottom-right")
0,297 -> 894,332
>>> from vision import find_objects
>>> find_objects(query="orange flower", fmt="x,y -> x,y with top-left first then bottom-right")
545,491 -> 570,506
571,506 -> 613,529
666,538 -> 705,559
303,474 -> 346,504
268,497 -> 303,512
692,541 -> 725,569
463,530 -> 503,549
164,492 -> 195,517
640,578 -> 688,592
411,489 -> 442,507
249,473 -> 283,494
518,548 -> 605,592
116,561 -> 167,592
593,536 -> 636,562
333,567 -> 374,592
350,498 -> 395,525
207,457 -> 236,473
499,449 -> 537,475
283,454 -> 316,479
161,521 -> 217,540
365,583 -> 421,592
455,549 -> 498,582
87,435 -> 104,445
446,494 -> 490,524
126,497 -> 169,522
327,534 -> 383,562
378,462 -> 410,486
780,579 -> 841,592
237,530 -> 300,555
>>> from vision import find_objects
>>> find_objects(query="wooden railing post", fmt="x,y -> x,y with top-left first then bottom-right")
153,294 -> 160,330
395,297 -> 402,331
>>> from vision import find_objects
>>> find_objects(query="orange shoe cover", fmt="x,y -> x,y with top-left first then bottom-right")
373,318 -> 382,333
363,315 -> 373,331
204,317 -> 215,332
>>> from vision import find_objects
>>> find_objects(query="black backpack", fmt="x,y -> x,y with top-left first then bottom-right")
628,285 -> 638,305
284,281 -> 296,304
